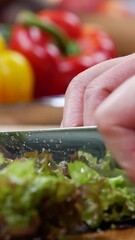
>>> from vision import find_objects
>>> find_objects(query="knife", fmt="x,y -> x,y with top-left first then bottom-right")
0,126 -> 105,163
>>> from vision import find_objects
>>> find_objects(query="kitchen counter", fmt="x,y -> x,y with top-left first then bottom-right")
68,227 -> 135,240
0,103 -> 63,126
0,124 -> 60,131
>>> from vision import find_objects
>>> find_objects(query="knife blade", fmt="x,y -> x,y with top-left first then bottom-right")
0,126 -> 105,163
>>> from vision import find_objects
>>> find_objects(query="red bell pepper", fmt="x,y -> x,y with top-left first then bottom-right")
38,10 -> 82,39
9,10 -> 117,98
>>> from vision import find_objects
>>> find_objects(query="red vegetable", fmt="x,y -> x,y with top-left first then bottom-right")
10,10 -> 117,98
38,10 -> 82,39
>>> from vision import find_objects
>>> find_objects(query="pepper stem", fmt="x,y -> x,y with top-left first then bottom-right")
17,11 -> 80,56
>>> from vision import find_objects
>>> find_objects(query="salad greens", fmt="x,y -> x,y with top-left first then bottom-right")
0,149 -> 135,240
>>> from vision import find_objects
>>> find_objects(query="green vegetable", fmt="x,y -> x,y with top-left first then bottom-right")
0,149 -> 135,240
0,24 -> 12,43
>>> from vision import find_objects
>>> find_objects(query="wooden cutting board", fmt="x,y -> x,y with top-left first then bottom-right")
0,103 -> 63,125
67,227 -> 135,240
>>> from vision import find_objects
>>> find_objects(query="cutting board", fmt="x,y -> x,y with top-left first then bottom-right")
68,227 -> 135,239
0,103 -> 63,125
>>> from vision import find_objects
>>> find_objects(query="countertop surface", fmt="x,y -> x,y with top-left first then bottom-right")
0,125 -> 59,131
0,103 -> 63,126
69,227 -> 135,240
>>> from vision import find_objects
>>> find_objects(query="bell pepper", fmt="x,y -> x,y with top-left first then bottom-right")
9,10 -> 117,98
0,35 -> 34,104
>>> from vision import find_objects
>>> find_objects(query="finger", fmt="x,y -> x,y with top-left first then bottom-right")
61,55 -> 134,127
95,75 -> 135,182
83,54 -> 135,125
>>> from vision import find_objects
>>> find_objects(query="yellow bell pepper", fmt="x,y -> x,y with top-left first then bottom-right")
0,35 -> 34,103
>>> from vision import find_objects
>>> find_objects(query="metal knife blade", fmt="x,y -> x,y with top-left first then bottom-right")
0,126 -> 105,163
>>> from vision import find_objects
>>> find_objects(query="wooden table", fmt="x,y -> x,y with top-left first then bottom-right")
67,227 -> 135,239
0,103 -> 63,126
0,124 -> 59,131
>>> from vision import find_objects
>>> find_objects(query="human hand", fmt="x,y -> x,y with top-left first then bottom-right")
62,53 -> 135,182
95,75 -> 135,182
61,53 -> 135,127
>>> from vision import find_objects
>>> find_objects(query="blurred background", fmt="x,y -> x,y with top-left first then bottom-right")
0,0 -> 134,23
0,0 -> 134,128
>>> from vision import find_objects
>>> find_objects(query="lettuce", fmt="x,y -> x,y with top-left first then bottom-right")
0,149 -> 135,239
